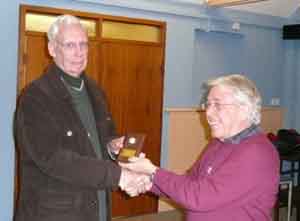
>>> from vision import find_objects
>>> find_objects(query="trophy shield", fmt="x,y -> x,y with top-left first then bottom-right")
118,133 -> 146,163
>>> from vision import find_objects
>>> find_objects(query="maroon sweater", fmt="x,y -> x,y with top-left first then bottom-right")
151,132 -> 280,221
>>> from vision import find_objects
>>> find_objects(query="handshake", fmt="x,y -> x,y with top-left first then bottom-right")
118,154 -> 158,197
108,136 -> 158,197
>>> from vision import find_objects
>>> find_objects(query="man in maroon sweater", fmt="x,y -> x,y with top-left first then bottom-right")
121,74 -> 280,221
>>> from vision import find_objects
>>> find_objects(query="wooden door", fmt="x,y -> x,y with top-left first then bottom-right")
18,34 -> 52,91
100,41 -> 163,216
17,5 -> 165,217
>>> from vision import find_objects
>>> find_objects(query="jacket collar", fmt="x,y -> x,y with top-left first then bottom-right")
41,63 -> 103,124
43,63 -> 90,102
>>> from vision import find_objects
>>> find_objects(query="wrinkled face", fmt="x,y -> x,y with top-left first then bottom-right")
48,24 -> 88,77
205,85 -> 250,141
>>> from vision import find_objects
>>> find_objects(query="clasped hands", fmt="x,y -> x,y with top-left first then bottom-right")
118,154 -> 157,197
108,137 -> 157,197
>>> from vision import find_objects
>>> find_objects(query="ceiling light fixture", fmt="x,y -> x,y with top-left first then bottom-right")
206,0 -> 268,7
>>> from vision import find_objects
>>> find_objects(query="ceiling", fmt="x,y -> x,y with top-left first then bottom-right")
226,0 -> 299,18
181,0 -> 299,18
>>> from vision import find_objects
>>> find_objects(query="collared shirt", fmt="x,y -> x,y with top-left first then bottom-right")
223,124 -> 261,144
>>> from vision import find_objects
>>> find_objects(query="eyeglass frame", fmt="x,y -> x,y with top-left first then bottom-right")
55,40 -> 89,52
202,101 -> 241,112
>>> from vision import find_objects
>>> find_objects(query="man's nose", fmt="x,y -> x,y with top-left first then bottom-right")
74,45 -> 85,55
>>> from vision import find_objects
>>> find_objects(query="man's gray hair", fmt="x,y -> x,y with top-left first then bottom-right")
205,74 -> 262,124
47,14 -> 85,41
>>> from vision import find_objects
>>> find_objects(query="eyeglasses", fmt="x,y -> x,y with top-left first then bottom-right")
203,101 -> 238,112
56,41 -> 88,52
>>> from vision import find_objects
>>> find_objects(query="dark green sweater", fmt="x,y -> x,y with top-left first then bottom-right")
60,72 -> 107,221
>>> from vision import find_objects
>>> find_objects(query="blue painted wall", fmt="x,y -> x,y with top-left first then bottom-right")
2,0 -> 299,219
193,25 -> 284,106
0,0 -> 18,220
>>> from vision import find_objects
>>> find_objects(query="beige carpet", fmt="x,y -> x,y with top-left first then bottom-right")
113,209 -> 185,221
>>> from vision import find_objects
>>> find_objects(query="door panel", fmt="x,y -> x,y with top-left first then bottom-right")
100,42 -> 163,216
20,34 -> 52,91
86,40 -> 101,83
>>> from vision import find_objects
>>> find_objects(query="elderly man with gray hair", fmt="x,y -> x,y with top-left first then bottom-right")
121,74 -> 280,221
14,14 -> 149,221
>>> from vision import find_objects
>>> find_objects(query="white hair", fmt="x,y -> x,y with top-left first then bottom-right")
47,14 -> 85,41
205,74 -> 262,124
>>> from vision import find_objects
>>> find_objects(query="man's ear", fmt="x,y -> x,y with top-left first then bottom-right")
48,41 -> 56,58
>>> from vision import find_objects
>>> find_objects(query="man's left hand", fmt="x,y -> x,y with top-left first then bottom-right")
108,136 -> 125,154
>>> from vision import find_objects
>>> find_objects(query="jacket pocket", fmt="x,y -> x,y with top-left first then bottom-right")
37,189 -> 76,212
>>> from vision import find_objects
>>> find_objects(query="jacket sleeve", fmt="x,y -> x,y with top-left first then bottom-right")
150,182 -> 167,197
150,142 -> 279,212
15,91 -> 121,190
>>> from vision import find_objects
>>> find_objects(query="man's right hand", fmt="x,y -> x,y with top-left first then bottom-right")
119,169 -> 152,197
